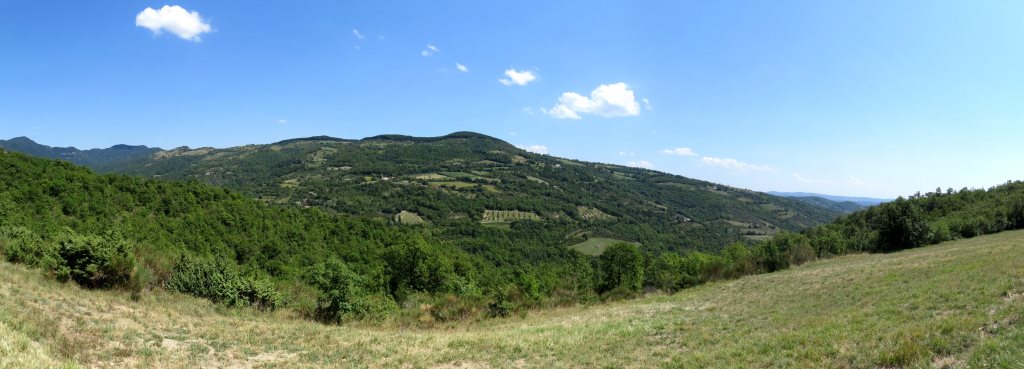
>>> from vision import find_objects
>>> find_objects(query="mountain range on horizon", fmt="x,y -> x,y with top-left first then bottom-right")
0,132 -> 851,254
1,134 -> 886,204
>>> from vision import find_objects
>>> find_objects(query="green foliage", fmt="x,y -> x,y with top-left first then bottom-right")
874,197 -> 931,251
164,256 -> 282,310
306,260 -> 395,322
103,132 -> 842,257
0,226 -> 57,269
55,230 -> 135,289
599,243 -> 644,292
646,253 -> 685,291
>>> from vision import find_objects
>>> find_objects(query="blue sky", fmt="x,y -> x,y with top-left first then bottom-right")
2,1 -> 1023,198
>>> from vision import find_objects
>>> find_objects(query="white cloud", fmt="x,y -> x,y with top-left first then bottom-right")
521,145 -> 549,155
700,156 -> 771,171
455,63 -> 469,72
135,5 -> 211,42
618,151 -> 636,156
643,98 -> 653,110
659,147 -> 697,156
849,175 -> 866,186
499,69 -> 536,86
276,119 -> 288,124
421,44 -> 439,57
627,160 -> 654,169
546,83 -> 641,119
352,28 -> 365,40
542,105 -> 580,119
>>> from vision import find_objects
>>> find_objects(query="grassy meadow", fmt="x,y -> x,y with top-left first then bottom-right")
569,237 -> 638,256
3,230 -> 1024,368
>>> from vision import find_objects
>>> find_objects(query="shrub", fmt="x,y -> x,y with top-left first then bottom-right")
0,226 -> 58,268
56,231 -> 135,289
165,256 -> 282,310
647,253 -> 685,291
307,260 -> 395,323
488,292 -> 514,318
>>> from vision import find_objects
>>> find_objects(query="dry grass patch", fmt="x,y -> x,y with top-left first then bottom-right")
2,231 -> 1024,368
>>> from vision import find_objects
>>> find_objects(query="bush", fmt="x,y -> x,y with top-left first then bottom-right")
307,260 -> 395,323
0,226 -> 58,268
165,255 -> 282,310
647,253 -> 685,291
488,292 -> 514,318
56,231 -> 135,289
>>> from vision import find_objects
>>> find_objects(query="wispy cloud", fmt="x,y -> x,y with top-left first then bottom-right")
627,160 -> 654,169
700,156 -> 771,171
135,5 -> 211,42
544,83 -> 641,120
352,28 -> 365,40
659,147 -> 697,156
421,44 -> 439,57
642,98 -> 653,110
499,69 -> 536,86
276,119 -> 289,124
455,63 -> 469,72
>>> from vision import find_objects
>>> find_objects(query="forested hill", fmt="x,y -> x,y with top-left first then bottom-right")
0,136 -> 160,171
91,131 -> 844,253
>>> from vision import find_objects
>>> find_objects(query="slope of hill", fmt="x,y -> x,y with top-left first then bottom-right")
0,136 -> 160,171
93,131 -> 842,253
785,195 -> 864,213
3,230 -> 1021,368
769,191 -> 890,206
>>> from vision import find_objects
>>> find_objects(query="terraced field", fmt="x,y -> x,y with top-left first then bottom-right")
576,206 -> 614,221
481,210 -> 541,223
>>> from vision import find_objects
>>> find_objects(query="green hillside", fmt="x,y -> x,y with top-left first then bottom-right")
93,131 -> 843,254
3,230 -> 1022,368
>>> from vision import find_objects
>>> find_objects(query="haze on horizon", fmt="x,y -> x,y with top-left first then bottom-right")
2,1 -> 1023,199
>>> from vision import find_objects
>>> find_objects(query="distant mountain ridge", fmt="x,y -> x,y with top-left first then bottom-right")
1,132 -> 850,253
0,136 -> 161,171
769,191 -> 890,206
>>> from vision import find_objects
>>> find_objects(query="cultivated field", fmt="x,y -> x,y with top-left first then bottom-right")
3,231 -> 1024,368
481,210 -> 541,223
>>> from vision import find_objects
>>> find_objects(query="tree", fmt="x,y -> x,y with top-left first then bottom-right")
874,197 -> 930,251
646,253 -> 684,292
599,243 -> 644,293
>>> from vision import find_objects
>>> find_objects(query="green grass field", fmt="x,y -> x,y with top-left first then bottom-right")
568,237 -> 638,256
3,231 -> 1024,368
